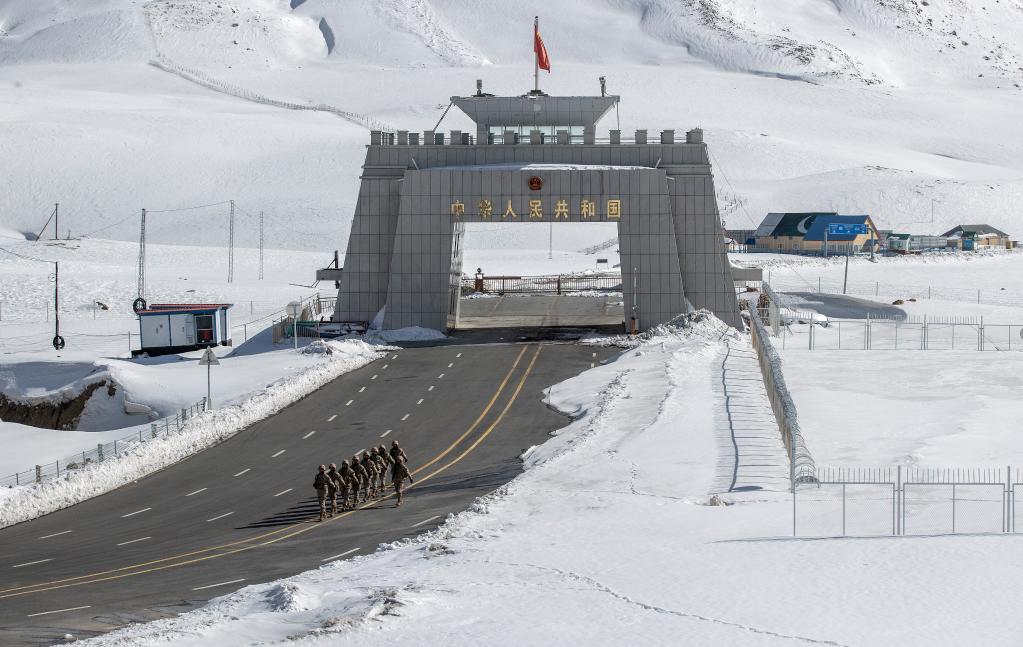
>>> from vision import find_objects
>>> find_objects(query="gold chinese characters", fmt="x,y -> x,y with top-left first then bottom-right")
449,198 -> 622,220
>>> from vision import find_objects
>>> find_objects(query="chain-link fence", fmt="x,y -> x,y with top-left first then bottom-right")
1,397 -> 208,489
795,466 -> 1019,537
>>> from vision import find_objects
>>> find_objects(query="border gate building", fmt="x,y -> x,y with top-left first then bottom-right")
331,89 -> 742,332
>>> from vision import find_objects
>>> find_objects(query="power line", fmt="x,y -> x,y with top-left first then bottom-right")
146,200 -> 231,214
0,246 -> 53,263
80,212 -> 139,238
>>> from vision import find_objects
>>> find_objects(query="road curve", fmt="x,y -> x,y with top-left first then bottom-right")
0,341 -> 612,645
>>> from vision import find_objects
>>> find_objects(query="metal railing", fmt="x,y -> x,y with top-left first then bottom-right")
766,275 -> 1023,308
795,466 -> 1021,537
461,274 -> 622,295
746,303 -> 816,499
1,397 -> 208,489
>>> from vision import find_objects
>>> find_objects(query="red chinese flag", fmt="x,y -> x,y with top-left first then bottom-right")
534,23 -> 551,72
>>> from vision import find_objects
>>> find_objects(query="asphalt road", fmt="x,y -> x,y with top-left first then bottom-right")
0,339 -> 614,645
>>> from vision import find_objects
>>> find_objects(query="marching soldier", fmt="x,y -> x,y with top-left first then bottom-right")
391,457 -> 414,507
313,465 -> 330,522
352,453 -> 370,503
371,447 -> 389,492
326,463 -> 342,516
361,452 -> 380,498
389,440 -> 409,465
338,459 -> 356,509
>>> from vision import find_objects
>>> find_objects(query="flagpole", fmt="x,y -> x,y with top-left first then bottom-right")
534,16 -> 539,93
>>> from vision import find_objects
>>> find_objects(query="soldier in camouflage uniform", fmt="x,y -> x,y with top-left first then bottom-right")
371,447 -> 389,493
313,465 -> 330,521
351,453 -> 369,504
338,459 -> 356,510
361,453 -> 380,498
326,463 -> 343,516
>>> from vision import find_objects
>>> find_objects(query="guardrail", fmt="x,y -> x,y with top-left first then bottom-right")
1,397 -> 208,489
461,274 -> 622,294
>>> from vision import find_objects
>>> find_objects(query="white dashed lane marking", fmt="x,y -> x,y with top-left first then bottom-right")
456,352 -> 462,358
185,488 -> 207,497
233,468 -> 251,477
371,374 -> 378,380
302,430 -> 316,439
358,386 -> 366,393
27,605 -> 90,618
391,354 -> 398,360
428,385 -> 434,391
206,512 -> 234,523
322,547 -> 360,562
411,515 -> 441,528
447,362 -> 454,368
274,488 -> 293,497
116,536 -> 151,547
345,399 -> 354,406
417,398 -> 424,405
272,450 -> 286,458
382,364 -> 389,369
38,530 -> 72,540
592,352 -> 597,357
12,559 -> 53,568
401,413 -> 410,421
327,414 -> 338,422
381,429 -> 392,438
192,578 -> 245,591
438,373 -> 445,379
121,508 -> 151,518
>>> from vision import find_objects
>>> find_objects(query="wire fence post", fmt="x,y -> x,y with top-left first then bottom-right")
151,423 -> 158,439
98,443 -> 105,462
35,465 -> 41,484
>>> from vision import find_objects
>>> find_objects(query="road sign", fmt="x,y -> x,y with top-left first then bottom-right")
286,301 -> 302,318
828,223 -> 868,236
198,348 -> 220,366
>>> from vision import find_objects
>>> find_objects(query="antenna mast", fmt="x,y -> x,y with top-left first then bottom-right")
137,208 -> 146,300
259,210 -> 264,280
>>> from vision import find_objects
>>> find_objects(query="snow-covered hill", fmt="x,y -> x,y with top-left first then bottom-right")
1,0 -> 1022,252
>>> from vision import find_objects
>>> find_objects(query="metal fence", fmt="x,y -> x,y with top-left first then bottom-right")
795,466 -> 1020,537
788,316 -> 1023,351
745,302 -> 816,500
1,397 -> 208,489
765,275 -> 1023,308
461,274 -> 622,295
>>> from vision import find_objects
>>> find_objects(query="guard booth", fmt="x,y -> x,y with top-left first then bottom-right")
134,303 -> 233,357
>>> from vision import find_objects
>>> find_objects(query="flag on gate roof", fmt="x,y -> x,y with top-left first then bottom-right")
534,17 -> 551,73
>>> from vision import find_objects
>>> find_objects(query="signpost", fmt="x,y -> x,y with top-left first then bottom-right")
286,301 -> 302,350
198,348 -> 220,410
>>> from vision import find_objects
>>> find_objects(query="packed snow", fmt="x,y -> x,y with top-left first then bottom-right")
0,339 -> 391,528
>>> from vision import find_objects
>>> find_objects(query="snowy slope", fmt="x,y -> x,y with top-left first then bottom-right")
1,0 -> 1022,252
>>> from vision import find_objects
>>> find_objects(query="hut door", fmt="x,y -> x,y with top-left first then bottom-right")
184,315 -> 195,344
195,314 -> 215,344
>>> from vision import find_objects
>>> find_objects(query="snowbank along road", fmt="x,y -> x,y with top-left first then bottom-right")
0,341 -> 614,645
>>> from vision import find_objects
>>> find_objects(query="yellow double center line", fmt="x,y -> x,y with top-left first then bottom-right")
0,344 -> 543,599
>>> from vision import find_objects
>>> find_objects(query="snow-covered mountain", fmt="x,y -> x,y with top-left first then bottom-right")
1,0 -> 1021,251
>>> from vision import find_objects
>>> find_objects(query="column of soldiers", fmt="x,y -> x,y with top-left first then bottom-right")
314,440 -> 413,521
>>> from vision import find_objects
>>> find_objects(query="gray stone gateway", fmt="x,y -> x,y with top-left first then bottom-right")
331,90 -> 742,332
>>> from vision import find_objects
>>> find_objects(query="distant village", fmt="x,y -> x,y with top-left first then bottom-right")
727,212 -> 1017,256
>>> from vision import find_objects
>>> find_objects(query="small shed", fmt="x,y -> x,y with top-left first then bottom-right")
940,225 -> 1013,250
134,303 -> 233,357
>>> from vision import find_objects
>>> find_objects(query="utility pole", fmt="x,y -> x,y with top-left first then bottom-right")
228,199 -> 235,283
53,203 -> 59,240
258,210 -> 264,280
548,222 -> 553,260
51,262 -> 64,350
843,247 -> 850,294
137,209 -> 146,301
